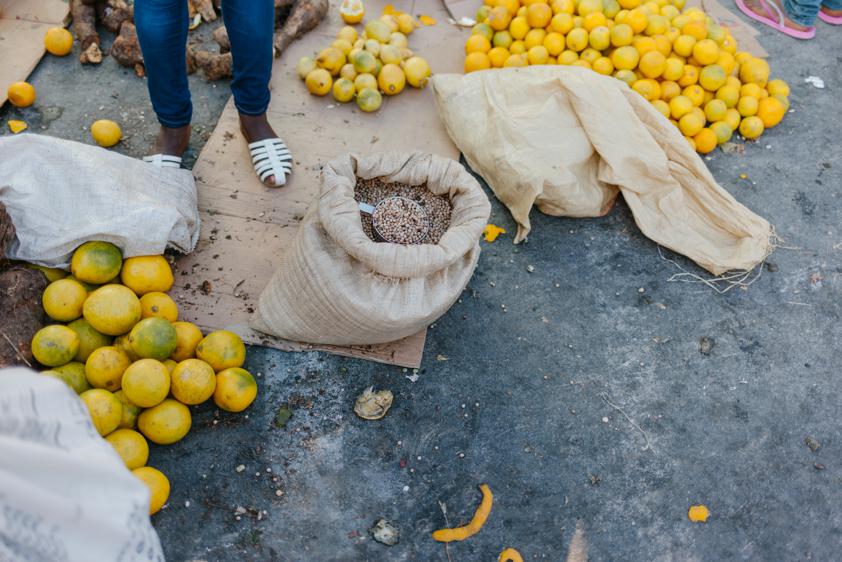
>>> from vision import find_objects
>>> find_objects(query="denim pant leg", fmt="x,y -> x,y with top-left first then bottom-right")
821,0 -> 842,11
222,0 -> 275,116
782,0 -> 822,26
134,0 -> 192,128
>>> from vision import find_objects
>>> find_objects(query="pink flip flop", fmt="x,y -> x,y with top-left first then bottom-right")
736,0 -> 817,38
818,10 -> 842,24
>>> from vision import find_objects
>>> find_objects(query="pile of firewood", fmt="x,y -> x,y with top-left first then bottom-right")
0,204 -> 48,368
70,0 -> 328,80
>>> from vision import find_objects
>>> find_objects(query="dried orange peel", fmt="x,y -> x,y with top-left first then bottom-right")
688,504 -> 710,522
483,224 -> 506,242
499,547 -> 524,562
432,484 -> 493,542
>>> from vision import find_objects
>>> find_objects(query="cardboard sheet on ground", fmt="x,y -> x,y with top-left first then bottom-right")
172,0 -> 466,368
0,0 -> 69,106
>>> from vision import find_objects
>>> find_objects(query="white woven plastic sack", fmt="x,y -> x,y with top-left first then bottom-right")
0,134 -> 199,267
0,368 -> 164,562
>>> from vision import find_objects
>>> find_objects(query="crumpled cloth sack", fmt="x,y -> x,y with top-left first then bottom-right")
431,66 -> 772,275
0,134 -> 199,267
253,151 -> 491,345
0,368 -> 164,562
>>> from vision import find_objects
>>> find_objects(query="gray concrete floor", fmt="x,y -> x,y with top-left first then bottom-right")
3,14 -> 842,562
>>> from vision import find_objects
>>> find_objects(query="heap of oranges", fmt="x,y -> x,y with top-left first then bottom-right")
467,0 -> 790,153
29,242 -> 258,516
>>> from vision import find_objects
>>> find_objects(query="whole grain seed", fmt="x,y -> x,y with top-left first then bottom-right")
355,177 -> 452,245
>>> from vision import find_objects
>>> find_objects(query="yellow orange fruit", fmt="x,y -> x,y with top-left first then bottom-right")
171,321 -> 204,362
610,23 -> 634,46
662,57 -> 684,81
592,56 -> 614,75
305,69 -> 332,96
739,115 -> 764,139
639,50 -> 666,78
43,278 -> 88,322
44,27 -> 73,56
7,82 -> 36,108
466,34 -> 492,54
138,398 -> 191,445
139,292 -> 178,322
611,45 -> 639,70
356,88 -> 382,112
80,388 -> 122,436
403,56 -> 431,88
214,367 -> 258,412
710,120 -> 733,144
669,94 -> 693,119
106,429 -> 149,469
737,95 -> 758,117
339,0 -> 364,24
551,13 -> 575,34
122,358 -> 171,408
170,359 -> 217,405
660,80 -> 681,101
488,6 -> 513,30
71,241 -> 123,284
527,2 -> 553,27
465,51 -> 492,72
67,318 -> 112,363
699,64 -> 726,91
91,120 -> 122,148
682,84 -> 705,107
354,73 -> 377,93
32,325 -> 79,367
757,97 -> 786,128
678,112 -> 704,137
132,466 -> 170,515
85,345 -> 131,391
128,317 -> 178,361
46,362 -> 90,394
527,45 -> 550,64
724,108 -> 742,131
715,85 -> 740,108
115,389 -> 141,429
83,284 -> 142,336
543,32 -> 566,55
693,128 -> 717,154
672,35 -> 696,57
704,99 -> 727,122
196,330 -> 246,372
121,256 -> 174,295
651,99 -> 671,119
332,77 -> 356,102
739,57 -> 770,86
632,78 -> 661,101
766,79 -> 790,97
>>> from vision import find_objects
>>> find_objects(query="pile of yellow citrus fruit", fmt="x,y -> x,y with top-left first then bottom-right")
29,241 -> 258,515
297,8 -> 431,114
468,0 -> 790,153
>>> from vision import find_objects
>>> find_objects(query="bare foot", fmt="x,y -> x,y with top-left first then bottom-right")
239,113 -> 282,186
153,124 -> 191,157
742,0 -> 812,30
820,5 -> 842,16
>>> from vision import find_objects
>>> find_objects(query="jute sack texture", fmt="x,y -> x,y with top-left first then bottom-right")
253,152 -> 491,345
431,66 -> 772,275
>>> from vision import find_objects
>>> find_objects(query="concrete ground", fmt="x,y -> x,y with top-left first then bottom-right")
3,12 -> 842,562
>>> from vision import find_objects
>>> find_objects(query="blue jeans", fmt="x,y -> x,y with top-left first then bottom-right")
783,0 -> 842,26
134,0 -> 274,128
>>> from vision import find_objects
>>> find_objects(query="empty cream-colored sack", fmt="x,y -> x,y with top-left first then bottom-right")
431,66 -> 772,275
253,152 -> 490,346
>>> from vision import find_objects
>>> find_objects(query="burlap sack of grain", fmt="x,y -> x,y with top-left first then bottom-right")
431,66 -> 772,275
252,152 -> 491,345
0,134 -> 199,267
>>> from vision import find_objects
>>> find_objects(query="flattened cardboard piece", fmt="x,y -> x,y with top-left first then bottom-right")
0,0 -> 69,106
173,0 -> 467,368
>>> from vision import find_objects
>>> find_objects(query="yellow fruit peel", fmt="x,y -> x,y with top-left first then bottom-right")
419,14 -> 437,26
7,120 -> 27,134
432,484 -> 493,543
499,547 -> 524,562
382,4 -> 400,15
688,504 -> 710,522
483,224 -> 507,242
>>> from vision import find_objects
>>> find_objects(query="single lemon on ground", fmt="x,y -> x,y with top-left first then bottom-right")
133,466 -> 170,515
214,368 -> 258,412
128,318 -> 178,361
45,27 -> 73,56
83,284 -> 142,336
138,398 -> 191,445
106,429 -> 149,469
85,345 -> 131,391
305,69 -> 332,96
356,87 -> 382,112
171,359 -> 217,405
170,321 -> 203,362
196,330 -> 246,371
115,389 -> 141,429
7,82 -> 36,108
378,64 -> 406,95
67,318 -> 112,362
121,256 -> 173,295
139,292 -> 178,322
43,278 -> 88,322
91,120 -> 122,148
32,325 -> 79,367
71,241 -> 123,284
80,388 -> 122,436
122,358 -> 170,408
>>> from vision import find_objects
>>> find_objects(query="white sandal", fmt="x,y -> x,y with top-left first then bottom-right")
248,138 -> 292,187
143,154 -> 183,168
